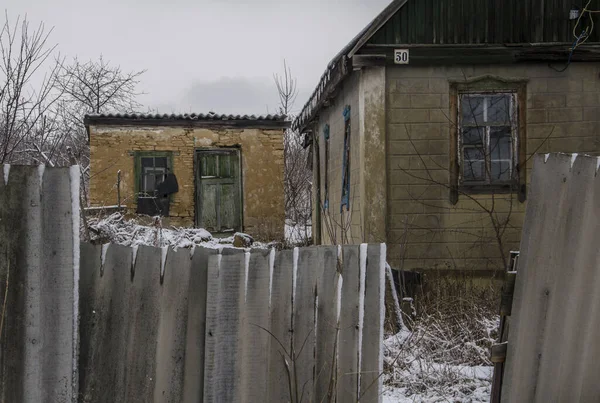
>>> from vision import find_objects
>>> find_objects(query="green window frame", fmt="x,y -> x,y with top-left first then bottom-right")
133,151 -> 174,215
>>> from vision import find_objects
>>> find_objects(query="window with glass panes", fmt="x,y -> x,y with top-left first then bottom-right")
139,156 -> 168,197
459,93 -> 517,185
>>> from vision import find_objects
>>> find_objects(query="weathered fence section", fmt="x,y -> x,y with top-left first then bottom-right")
79,242 -> 386,402
0,165 -> 80,403
0,165 -> 386,403
501,153 -> 600,402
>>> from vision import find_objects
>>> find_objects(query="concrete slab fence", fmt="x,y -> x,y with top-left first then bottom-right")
501,153 -> 600,402
0,165 -> 386,403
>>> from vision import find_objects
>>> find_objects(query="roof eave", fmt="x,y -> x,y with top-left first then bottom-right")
292,0 -> 409,133
84,116 -> 290,130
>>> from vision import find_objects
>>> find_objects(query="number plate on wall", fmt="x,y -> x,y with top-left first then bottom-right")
394,49 -> 409,64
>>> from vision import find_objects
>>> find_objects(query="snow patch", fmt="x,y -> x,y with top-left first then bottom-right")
69,165 -> 80,398
37,164 -> 45,185
335,273 -> 343,323
544,153 -> 550,163
3,164 -> 9,185
292,247 -> 299,323
244,251 -> 250,303
596,157 -> 600,174
571,153 -> 578,168
131,245 -> 139,268
189,244 -> 196,258
357,244 -> 367,396
87,213 -> 272,251
268,248 -> 275,308
378,243 -> 386,392
101,244 -> 110,267
160,247 -> 169,278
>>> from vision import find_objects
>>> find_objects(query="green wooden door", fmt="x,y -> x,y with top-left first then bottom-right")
195,149 -> 242,233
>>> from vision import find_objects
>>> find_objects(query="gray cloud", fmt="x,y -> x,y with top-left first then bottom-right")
4,0 -> 391,113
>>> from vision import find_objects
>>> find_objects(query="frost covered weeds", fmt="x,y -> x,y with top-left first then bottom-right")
87,212 -> 271,249
383,274 -> 500,402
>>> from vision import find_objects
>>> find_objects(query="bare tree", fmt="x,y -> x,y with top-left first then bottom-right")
0,13 -> 63,165
55,56 -> 145,114
274,60 -> 312,246
52,57 -> 146,198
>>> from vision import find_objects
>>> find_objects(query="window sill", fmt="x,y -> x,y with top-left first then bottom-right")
458,183 -> 518,195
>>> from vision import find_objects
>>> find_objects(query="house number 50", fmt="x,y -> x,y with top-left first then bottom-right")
394,49 -> 409,64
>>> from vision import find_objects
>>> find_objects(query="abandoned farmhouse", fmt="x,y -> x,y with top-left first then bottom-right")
85,113 -> 289,238
295,0 -> 600,274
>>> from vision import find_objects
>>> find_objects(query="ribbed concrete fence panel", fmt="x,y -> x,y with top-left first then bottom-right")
502,153 -> 600,402
78,243 -> 386,403
0,165 -> 79,403
0,165 -> 386,402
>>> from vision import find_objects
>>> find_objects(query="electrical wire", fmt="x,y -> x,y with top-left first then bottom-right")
549,0 -> 599,72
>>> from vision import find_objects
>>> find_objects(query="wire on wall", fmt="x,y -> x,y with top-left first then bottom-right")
549,0 -> 599,72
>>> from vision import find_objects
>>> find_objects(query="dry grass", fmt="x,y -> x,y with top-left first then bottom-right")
383,271 -> 500,401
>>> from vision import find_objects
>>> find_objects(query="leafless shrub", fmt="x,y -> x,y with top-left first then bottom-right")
274,61 -> 312,246
383,272 -> 499,401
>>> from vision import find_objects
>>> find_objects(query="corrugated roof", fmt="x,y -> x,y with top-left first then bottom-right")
85,112 -> 287,122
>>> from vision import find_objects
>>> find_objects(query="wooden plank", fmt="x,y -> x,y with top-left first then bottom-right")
154,247 -> 192,402
202,252 -> 221,402
240,249 -> 272,403
314,246 -> 340,402
183,246 -> 216,403
360,244 -> 386,402
293,247 -> 319,403
212,249 -> 246,402
337,245 -> 361,402
267,250 -> 294,403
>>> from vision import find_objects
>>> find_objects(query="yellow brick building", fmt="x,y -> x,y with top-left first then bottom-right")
85,113 -> 289,239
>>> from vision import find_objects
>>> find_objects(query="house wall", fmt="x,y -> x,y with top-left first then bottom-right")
88,125 -> 285,239
385,63 -> 600,274
313,72 -> 363,244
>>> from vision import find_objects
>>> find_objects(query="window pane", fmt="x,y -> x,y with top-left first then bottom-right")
490,127 -> 512,160
461,96 -> 484,125
462,127 -> 485,145
463,148 -> 486,181
141,157 -> 154,168
491,160 -> 512,181
219,154 -> 231,178
154,157 -> 167,168
487,95 -> 512,125
143,174 -> 155,193
202,155 -> 217,177
155,173 -> 166,187
490,127 -> 512,181
142,167 -> 166,193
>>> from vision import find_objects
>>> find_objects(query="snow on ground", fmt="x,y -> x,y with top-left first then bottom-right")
87,212 -> 271,249
381,329 -> 493,402
284,219 -> 312,245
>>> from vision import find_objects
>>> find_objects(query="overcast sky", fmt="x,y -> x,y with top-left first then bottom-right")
4,0 -> 391,116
